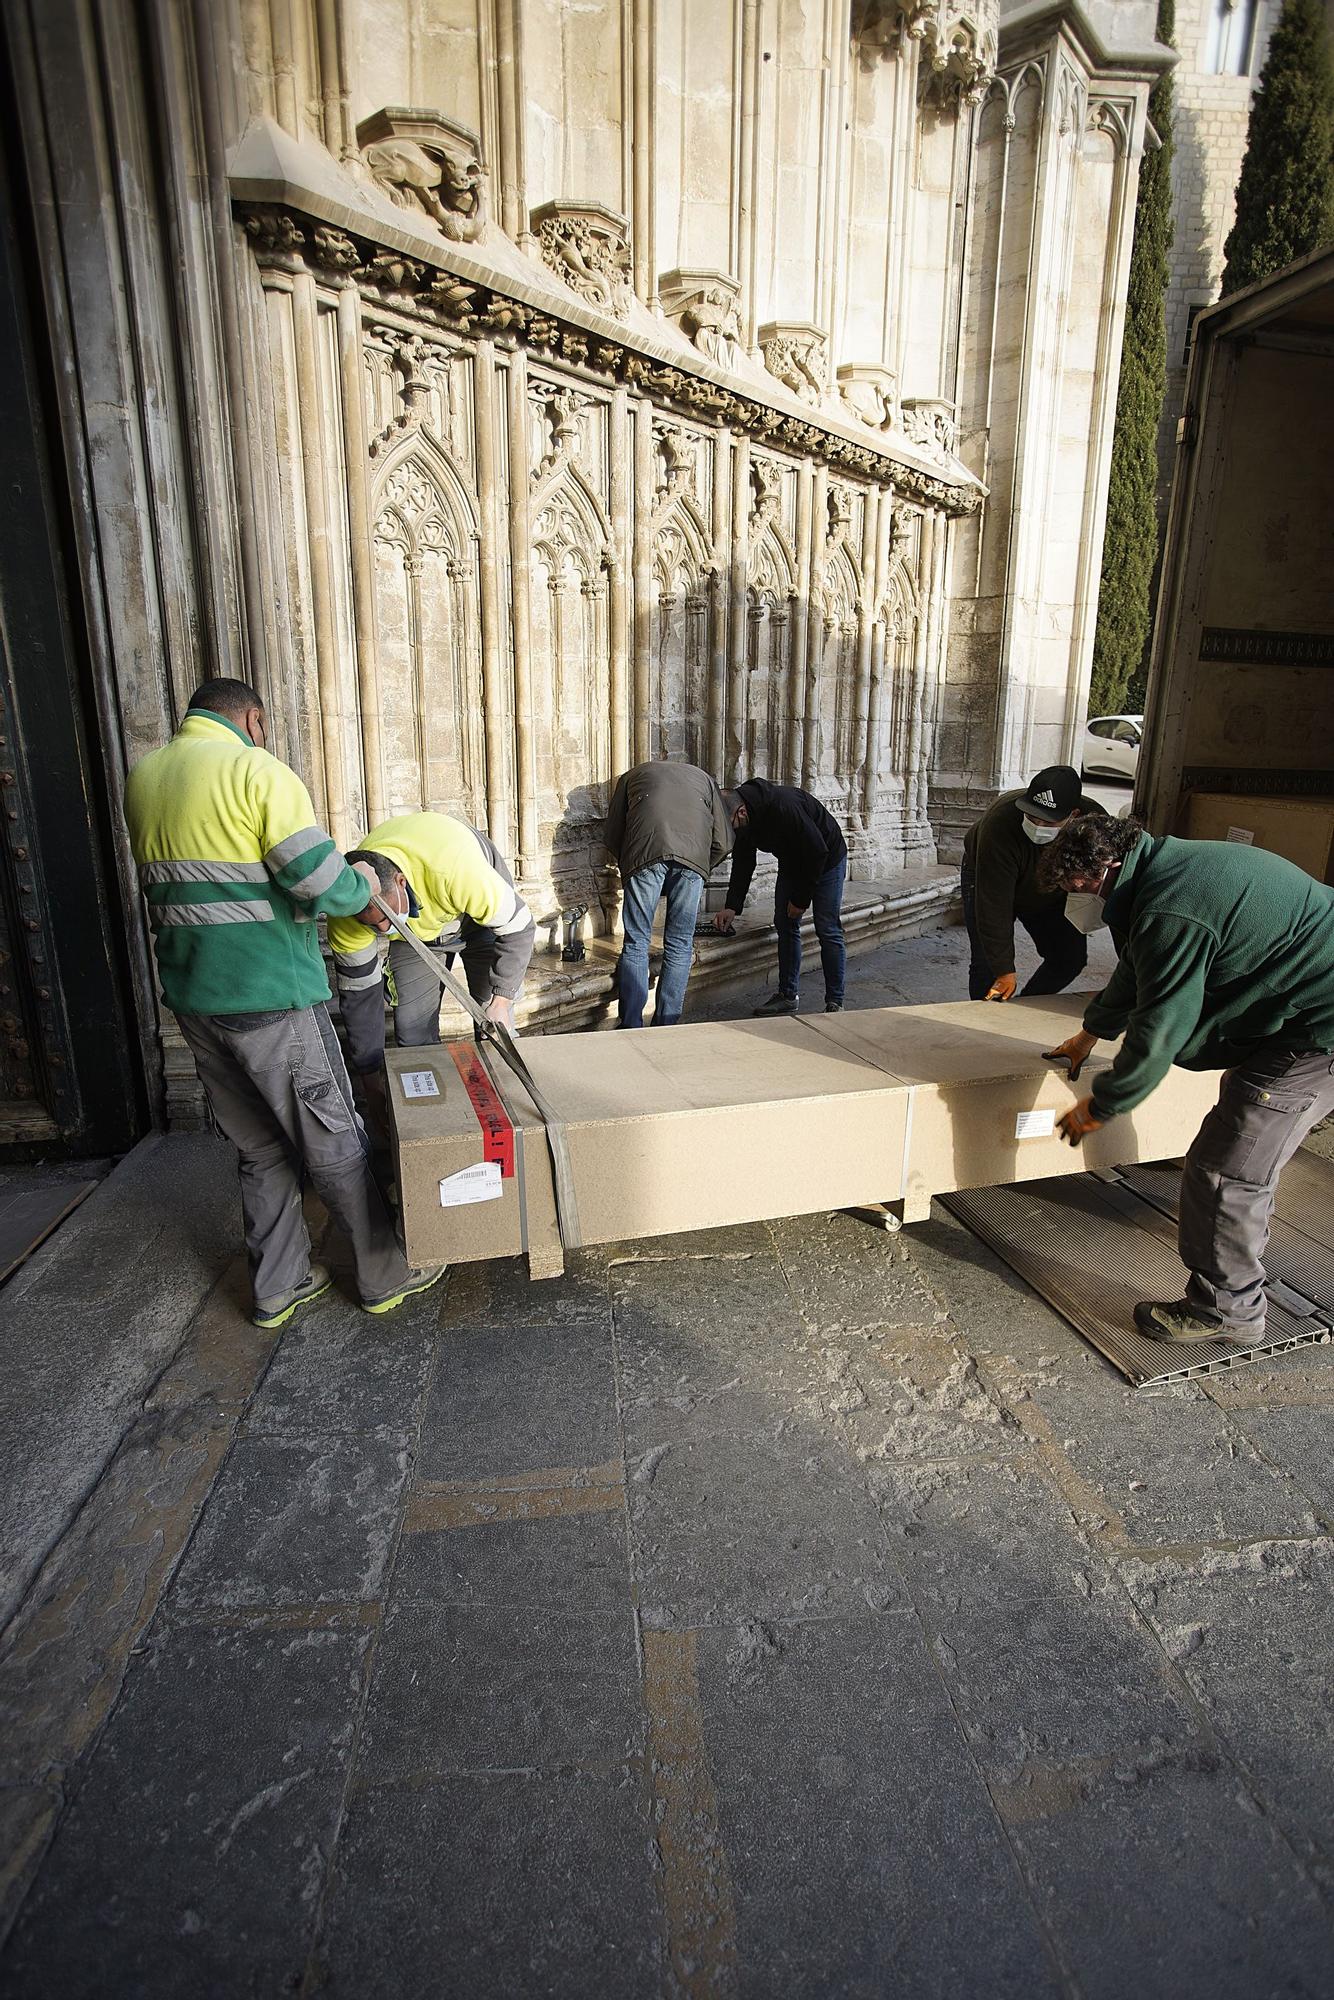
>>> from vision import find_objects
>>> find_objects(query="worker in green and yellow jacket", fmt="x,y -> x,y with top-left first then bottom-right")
1039,813 -> 1334,1348
124,678 -> 443,1327
327,813 -> 534,1105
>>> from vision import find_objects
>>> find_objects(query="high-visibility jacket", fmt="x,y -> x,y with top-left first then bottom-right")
328,813 -> 533,1070
124,709 -> 369,1016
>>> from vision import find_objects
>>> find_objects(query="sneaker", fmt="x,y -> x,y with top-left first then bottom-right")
752,993 -> 798,1017
1133,1299 -> 1261,1346
825,1000 -> 844,1013
252,1263 -> 333,1331
362,1265 -> 447,1316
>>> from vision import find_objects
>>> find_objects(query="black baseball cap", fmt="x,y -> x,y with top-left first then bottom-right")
1014,764 -> 1081,823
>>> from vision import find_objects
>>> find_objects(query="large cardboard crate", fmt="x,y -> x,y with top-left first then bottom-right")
387,995 -> 1221,1276
1183,791 -> 1334,885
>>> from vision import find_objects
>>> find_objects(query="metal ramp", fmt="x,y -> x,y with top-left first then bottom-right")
942,1153 -> 1334,1389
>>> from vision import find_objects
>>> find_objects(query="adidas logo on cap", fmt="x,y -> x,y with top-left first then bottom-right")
1034,789 -> 1055,808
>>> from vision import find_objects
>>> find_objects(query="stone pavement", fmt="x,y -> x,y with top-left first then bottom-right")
2,921 -> 1333,1998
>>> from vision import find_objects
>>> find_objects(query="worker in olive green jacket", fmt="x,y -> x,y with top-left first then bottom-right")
125,678 -> 442,1328
1039,814 -> 1334,1348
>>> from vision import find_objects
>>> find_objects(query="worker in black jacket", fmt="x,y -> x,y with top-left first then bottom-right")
961,764 -> 1099,1001
714,778 -> 848,1014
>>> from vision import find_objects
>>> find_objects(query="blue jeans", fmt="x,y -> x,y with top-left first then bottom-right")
618,860 -> 704,1027
774,858 -> 846,1005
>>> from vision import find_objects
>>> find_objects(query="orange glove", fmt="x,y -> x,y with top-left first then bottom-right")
985,972 -> 1017,1002
1044,1030 -> 1098,1082
1058,1097 -> 1105,1146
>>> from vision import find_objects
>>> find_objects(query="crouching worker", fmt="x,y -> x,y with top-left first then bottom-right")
604,761 -> 734,1027
714,779 -> 848,1015
328,814 -> 535,1105
1039,813 -> 1334,1347
962,764 -> 1098,1001
123,679 -> 443,1326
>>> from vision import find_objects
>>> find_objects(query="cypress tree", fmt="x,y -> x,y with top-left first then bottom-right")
1088,0 -> 1174,719
1221,0 -> 1334,297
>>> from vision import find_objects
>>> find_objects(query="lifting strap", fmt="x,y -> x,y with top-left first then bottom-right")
369,891 -> 583,1250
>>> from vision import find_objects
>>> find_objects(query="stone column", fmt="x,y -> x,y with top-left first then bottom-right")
608,386 -> 632,783
506,347 -> 539,876
472,341 -> 512,849
337,283 -> 385,829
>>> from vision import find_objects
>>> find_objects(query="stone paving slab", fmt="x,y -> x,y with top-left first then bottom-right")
0,1134 -> 238,1628
871,1452 -> 1096,1609
359,1600 -> 643,1777
817,1321 -> 1023,1465
693,1614 -> 1064,1999
1215,1405 -> 1334,1525
245,1299 -> 435,1442
770,1209 -> 947,1334
1119,1540 -> 1334,1889
926,1580 -> 1202,1771
613,1250 -> 825,1452
394,1504 -> 630,1615
1,1623 -> 368,1999
421,1314 -> 619,1482
995,1350 -> 1323,1549
1002,1756 -> 1334,2000
169,1433 -> 411,1609
630,1430 -> 903,1629
316,1769 -> 663,2000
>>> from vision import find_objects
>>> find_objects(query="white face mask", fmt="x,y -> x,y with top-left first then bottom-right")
1022,817 -> 1060,846
1065,892 -> 1107,935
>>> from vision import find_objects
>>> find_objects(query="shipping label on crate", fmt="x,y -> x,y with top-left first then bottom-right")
400,1070 -> 440,1099
1226,826 -> 1255,845
439,1160 -> 504,1208
1015,1108 -> 1056,1139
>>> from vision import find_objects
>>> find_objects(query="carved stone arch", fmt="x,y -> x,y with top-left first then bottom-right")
882,554 -> 921,778
748,519 -> 798,597
370,440 -> 486,822
372,429 -> 480,549
531,455 -> 613,551
529,460 -> 613,818
652,490 -> 714,596
823,543 -> 862,628
652,492 -> 717,764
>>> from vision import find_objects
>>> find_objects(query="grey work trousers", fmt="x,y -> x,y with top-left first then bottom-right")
1179,1044 -> 1334,1327
179,1004 -> 414,1310
387,932 -> 496,1046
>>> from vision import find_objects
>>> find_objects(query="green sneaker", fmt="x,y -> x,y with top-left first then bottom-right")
362,1265 -> 447,1316
252,1263 -> 333,1330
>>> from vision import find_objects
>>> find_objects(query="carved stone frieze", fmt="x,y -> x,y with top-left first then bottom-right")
757,322 -> 826,405
237,202 -> 981,515
837,363 -> 899,433
901,397 -> 957,463
658,269 -> 744,371
851,0 -> 998,104
531,200 -> 633,319
357,108 -> 487,244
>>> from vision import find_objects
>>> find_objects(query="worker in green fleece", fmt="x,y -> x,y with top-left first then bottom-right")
124,678 -> 443,1328
1038,813 -> 1334,1347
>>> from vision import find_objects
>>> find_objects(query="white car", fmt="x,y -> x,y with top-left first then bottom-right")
1082,712 -> 1142,781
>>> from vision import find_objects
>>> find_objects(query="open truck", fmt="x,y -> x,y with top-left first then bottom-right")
1137,246 -> 1334,873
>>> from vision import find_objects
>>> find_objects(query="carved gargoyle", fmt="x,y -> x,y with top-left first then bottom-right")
531,201 -> 633,319
357,109 -> 487,244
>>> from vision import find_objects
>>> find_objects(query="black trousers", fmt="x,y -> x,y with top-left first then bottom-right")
960,863 -> 1087,1001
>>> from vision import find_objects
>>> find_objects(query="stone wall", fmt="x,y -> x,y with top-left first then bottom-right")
1158,0 -> 1278,504
2,0 -> 1171,1124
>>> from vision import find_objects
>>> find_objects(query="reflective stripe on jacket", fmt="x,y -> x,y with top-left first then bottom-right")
123,709 -> 369,1015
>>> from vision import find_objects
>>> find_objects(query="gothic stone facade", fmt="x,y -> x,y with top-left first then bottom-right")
1,0 -> 1170,1132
